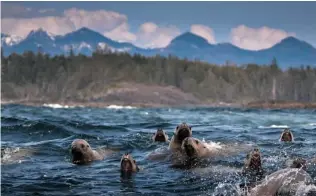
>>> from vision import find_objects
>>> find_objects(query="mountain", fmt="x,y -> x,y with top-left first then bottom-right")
2,27 -> 316,68
160,33 -> 316,67
1,27 -> 147,56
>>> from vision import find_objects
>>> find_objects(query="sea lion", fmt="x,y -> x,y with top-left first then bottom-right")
152,128 -> 169,142
170,137 -> 217,168
280,128 -> 294,142
71,139 -> 108,165
291,157 -> 307,170
169,123 -> 192,151
248,168 -> 314,196
120,153 -> 139,172
1,147 -> 35,165
242,148 -> 263,177
181,137 -> 212,160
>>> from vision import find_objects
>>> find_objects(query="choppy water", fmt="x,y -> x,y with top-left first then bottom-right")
1,104 -> 316,196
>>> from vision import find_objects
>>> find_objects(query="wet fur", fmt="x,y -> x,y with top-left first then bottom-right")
71,139 -> 106,165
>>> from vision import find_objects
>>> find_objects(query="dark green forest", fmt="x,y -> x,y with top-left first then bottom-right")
1,48 -> 316,104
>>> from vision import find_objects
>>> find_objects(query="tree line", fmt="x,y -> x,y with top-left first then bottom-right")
1,48 -> 316,103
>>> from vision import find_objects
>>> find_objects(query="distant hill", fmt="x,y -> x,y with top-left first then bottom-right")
2,27 -> 316,68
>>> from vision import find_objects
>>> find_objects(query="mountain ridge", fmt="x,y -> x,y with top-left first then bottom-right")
2,27 -> 316,68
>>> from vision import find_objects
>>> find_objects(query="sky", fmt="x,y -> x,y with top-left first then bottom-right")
1,1 -> 316,50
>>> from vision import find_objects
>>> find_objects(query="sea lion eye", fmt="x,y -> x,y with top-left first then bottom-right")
87,145 -> 90,148
81,144 -> 85,148
176,126 -> 179,130
195,140 -> 199,144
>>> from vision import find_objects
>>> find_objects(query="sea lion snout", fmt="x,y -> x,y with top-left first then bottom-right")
176,123 -> 192,143
181,137 -> 203,158
152,128 -> 168,142
120,153 -> 139,172
169,123 -> 193,151
280,128 -> 293,142
71,139 -> 95,164
121,157 -> 133,171
244,148 -> 262,172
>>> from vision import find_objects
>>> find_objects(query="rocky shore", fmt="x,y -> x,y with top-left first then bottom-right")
2,83 -> 315,109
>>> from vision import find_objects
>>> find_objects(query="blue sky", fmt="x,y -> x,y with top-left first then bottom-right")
1,1 -> 316,49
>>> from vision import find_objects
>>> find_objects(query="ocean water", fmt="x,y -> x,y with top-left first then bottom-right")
1,104 -> 316,196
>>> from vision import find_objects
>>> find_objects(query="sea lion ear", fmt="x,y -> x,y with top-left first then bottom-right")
133,160 -> 136,164
176,126 -> 179,130
189,126 -> 192,130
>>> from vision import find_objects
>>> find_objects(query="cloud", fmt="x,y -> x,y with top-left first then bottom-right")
1,8 -> 181,48
230,25 -> 295,50
1,8 -> 129,39
134,22 -> 181,48
190,24 -> 216,44
104,23 -> 136,43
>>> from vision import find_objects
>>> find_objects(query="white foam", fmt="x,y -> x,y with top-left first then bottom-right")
1,147 -> 20,161
296,184 -> 316,196
202,138 -> 223,150
258,125 -> 289,129
308,123 -> 316,126
43,103 -> 74,109
106,105 -> 136,109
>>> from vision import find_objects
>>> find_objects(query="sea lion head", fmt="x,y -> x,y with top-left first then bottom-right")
120,153 -> 139,172
152,128 -> 168,142
245,148 -> 262,171
181,137 -> 208,159
280,128 -> 293,142
71,139 -> 95,165
291,157 -> 307,170
174,123 -> 192,144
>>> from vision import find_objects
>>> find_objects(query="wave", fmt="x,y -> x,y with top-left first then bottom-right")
258,125 -> 289,129
43,103 -> 76,109
106,105 -> 136,109
308,123 -> 316,126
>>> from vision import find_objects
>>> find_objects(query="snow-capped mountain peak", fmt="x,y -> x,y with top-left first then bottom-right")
1,33 -> 23,46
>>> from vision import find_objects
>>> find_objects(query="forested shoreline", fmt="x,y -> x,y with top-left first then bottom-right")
1,49 -> 316,107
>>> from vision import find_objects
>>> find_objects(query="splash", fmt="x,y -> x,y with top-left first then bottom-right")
1,147 -> 25,164
43,103 -> 75,109
202,138 -> 223,150
107,105 -> 136,109
258,125 -> 289,129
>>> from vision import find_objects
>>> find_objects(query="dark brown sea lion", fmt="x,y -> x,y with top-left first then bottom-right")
120,153 -> 139,172
71,139 -> 109,165
152,128 -> 169,142
280,128 -> 294,142
169,123 -> 192,151
291,157 -> 307,170
242,148 -> 263,177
